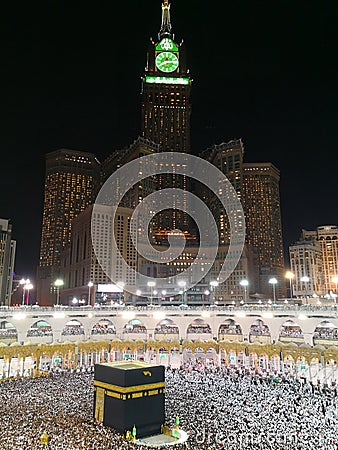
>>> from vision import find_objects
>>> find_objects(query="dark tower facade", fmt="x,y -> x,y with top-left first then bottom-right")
141,0 -> 192,153
141,1 -> 192,232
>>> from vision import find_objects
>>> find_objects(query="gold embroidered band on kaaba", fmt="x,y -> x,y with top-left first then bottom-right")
94,380 -> 165,401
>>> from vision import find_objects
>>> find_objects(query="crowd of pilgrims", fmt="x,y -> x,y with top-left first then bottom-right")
61,326 -> 85,336
279,326 -> 304,338
155,325 -> 179,335
314,328 -> 338,340
27,327 -> 53,337
0,328 -> 17,338
91,324 -> 116,335
123,325 -> 147,334
187,325 -> 211,334
1,362 -> 338,450
249,324 -> 270,336
218,326 -> 242,335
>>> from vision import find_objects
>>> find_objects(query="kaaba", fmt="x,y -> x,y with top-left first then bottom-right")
94,361 -> 165,438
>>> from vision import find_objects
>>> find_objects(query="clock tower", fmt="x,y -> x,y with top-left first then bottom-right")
141,0 -> 192,153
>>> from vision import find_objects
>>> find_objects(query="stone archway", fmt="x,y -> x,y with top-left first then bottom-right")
279,320 -> 304,344
313,321 -> 338,346
61,320 -> 85,341
154,319 -> 179,341
218,319 -> 243,342
0,320 -> 18,344
26,320 -> 53,343
91,319 -> 116,339
249,319 -> 271,344
122,319 -> 147,338
186,319 -> 212,340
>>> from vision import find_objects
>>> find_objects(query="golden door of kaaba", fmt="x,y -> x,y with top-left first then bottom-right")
93,361 -> 165,438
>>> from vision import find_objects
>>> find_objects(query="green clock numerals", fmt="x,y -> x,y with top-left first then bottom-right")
155,52 -> 179,73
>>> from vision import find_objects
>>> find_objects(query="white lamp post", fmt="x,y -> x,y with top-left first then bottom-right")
54,279 -> 64,306
204,289 -> 210,303
20,278 -> 29,306
300,276 -> 310,305
285,271 -> 294,299
117,281 -> 125,304
87,281 -> 94,306
23,282 -> 33,306
147,281 -> 156,306
210,280 -> 219,305
269,278 -> 278,304
332,277 -> 338,305
160,290 -> 166,305
178,280 -> 187,305
239,279 -> 249,304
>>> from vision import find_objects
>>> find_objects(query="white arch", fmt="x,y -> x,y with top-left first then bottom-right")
218,319 -> 243,336
91,319 -> 116,335
0,320 -> 18,342
122,319 -> 147,336
61,319 -> 85,337
186,318 -> 212,337
279,320 -> 304,342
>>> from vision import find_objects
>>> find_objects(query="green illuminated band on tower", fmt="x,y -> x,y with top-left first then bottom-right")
145,76 -> 189,85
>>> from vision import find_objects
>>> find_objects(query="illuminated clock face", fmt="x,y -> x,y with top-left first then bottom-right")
155,52 -> 179,73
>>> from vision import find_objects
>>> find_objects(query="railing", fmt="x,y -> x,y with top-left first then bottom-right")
0,304 -> 337,313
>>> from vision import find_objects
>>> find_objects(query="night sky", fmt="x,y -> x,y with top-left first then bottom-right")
1,0 -> 337,279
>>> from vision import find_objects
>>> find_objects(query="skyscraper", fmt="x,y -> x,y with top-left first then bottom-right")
201,141 -> 285,296
141,0 -> 192,232
200,139 -> 244,245
289,237 -> 324,297
302,225 -> 338,293
242,163 -> 284,294
0,219 -> 16,306
37,149 -> 100,305
141,0 -> 192,153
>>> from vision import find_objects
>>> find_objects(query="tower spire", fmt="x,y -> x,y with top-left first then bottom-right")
158,0 -> 172,40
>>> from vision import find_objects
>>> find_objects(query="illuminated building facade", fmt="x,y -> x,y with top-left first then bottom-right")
0,219 -> 16,306
101,137 -> 159,201
289,238 -> 324,297
200,139 -> 244,245
201,142 -> 284,296
37,149 -> 100,305
60,205 -> 137,305
301,225 -> 338,293
242,163 -> 284,295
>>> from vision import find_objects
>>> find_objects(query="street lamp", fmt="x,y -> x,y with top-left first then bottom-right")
178,280 -> 187,305
268,278 -> 278,304
160,290 -> 166,305
147,281 -> 156,306
300,276 -> 310,305
210,280 -> 219,305
117,281 -> 125,304
20,278 -> 29,306
285,271 -> 294,299
87,281 -> 94,306
239,279 -> 249,304
54,279 -> 64,306
23,281 -> 33,305
332,277 -> 338,305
